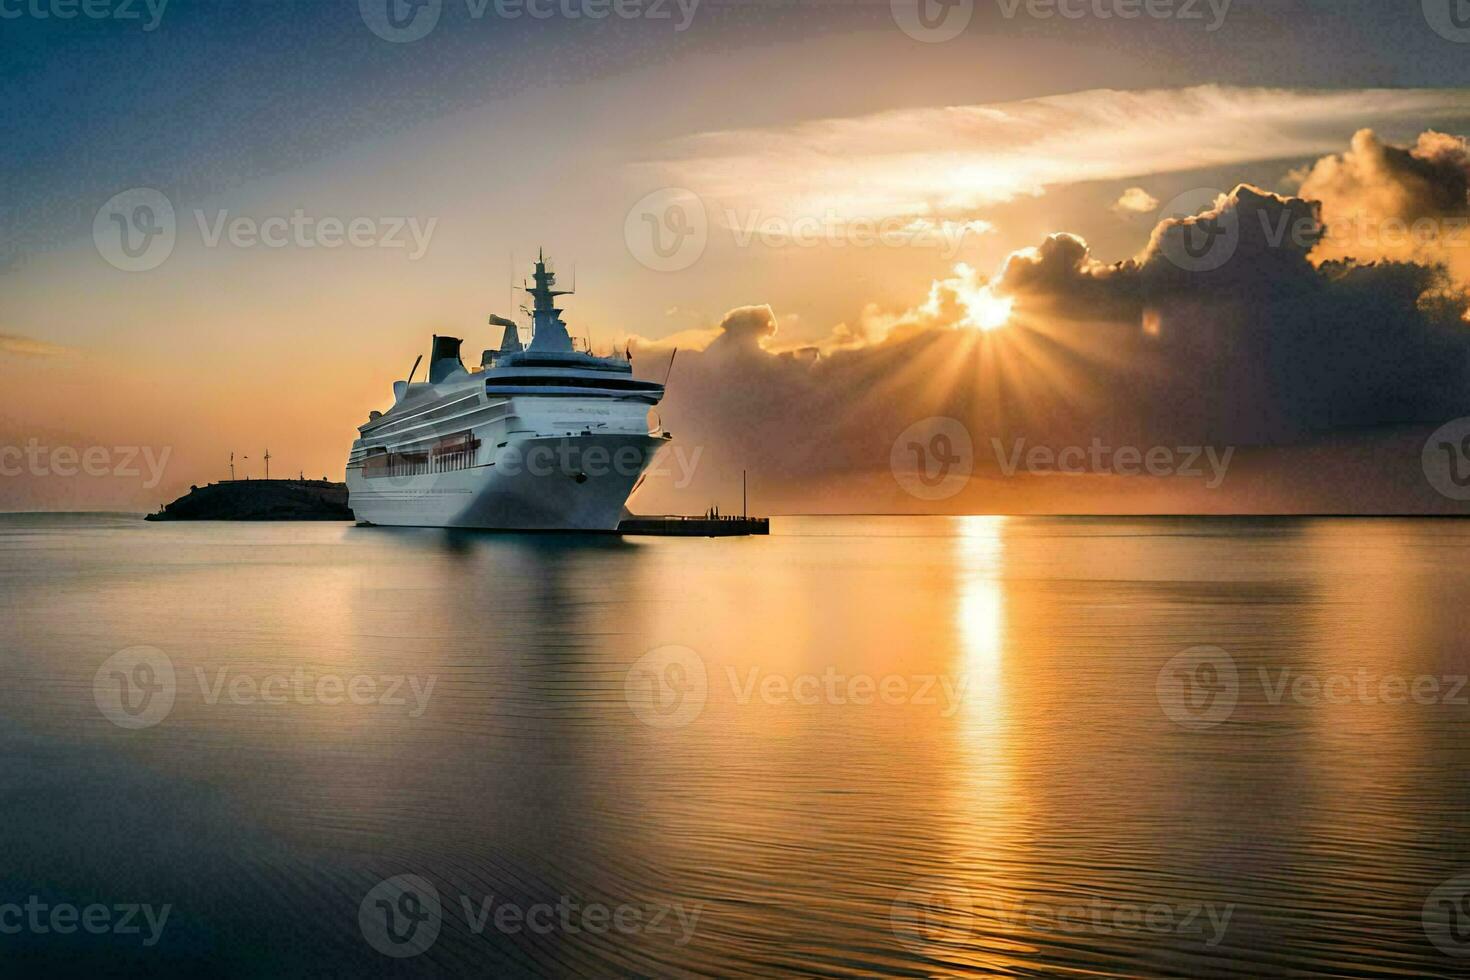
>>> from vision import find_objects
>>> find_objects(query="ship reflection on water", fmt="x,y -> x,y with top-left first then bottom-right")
2,514 -> 1469,975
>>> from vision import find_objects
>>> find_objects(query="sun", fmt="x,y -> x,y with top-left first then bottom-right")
958,284 -> 1014,332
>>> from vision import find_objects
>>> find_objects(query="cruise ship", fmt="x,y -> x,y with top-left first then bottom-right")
346,253 -> 671,529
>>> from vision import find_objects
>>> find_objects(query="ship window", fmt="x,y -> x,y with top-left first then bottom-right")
484,376 -> 660,391
362,432 -> 481,479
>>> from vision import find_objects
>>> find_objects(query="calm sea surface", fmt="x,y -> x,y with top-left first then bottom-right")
3,514 -> 1470,977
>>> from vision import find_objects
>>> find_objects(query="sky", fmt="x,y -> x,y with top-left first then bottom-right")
6,0 -> 1470,513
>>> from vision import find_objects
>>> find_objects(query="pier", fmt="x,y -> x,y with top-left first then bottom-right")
617,515 -> 769,537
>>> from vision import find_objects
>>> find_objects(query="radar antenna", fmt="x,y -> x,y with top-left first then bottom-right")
523,249 -> 575,351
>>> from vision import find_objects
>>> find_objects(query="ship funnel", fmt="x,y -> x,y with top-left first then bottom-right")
489,315 -> 523,353
428,335 -> 466,383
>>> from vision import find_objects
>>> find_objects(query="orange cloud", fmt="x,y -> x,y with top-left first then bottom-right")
643,87 -> 1470,228
0,333 -> 71,358
1113,187 -> 1160,215
1294,129 -> 1470,281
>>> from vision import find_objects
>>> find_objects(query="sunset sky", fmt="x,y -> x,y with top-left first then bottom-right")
7,1 -> 1470,513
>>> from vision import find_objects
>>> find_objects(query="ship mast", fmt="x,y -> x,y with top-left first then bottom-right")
523,248 -> 575,352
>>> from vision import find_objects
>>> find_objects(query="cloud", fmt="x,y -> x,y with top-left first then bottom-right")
0,333 -> 71,357
1293,129 -> 1470,280
632,143 -> 1470,515
641,86 -> 1470,226
994,231 -> 1140,321
1296,129 -> 1470,223
841,263 -> 1002,346
706,305 -> 779,354
991,184 -> 1469,442
1113,187 -> 1160,215
624,324 -> 724,353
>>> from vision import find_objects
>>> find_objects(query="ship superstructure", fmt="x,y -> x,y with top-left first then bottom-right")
346,253 -> 670,529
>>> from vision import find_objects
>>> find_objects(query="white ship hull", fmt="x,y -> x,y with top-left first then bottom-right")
348,431 -> 666,531
348,253 -> 672,532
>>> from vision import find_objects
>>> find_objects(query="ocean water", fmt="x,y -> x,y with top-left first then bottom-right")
3,513 -> 1470,977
